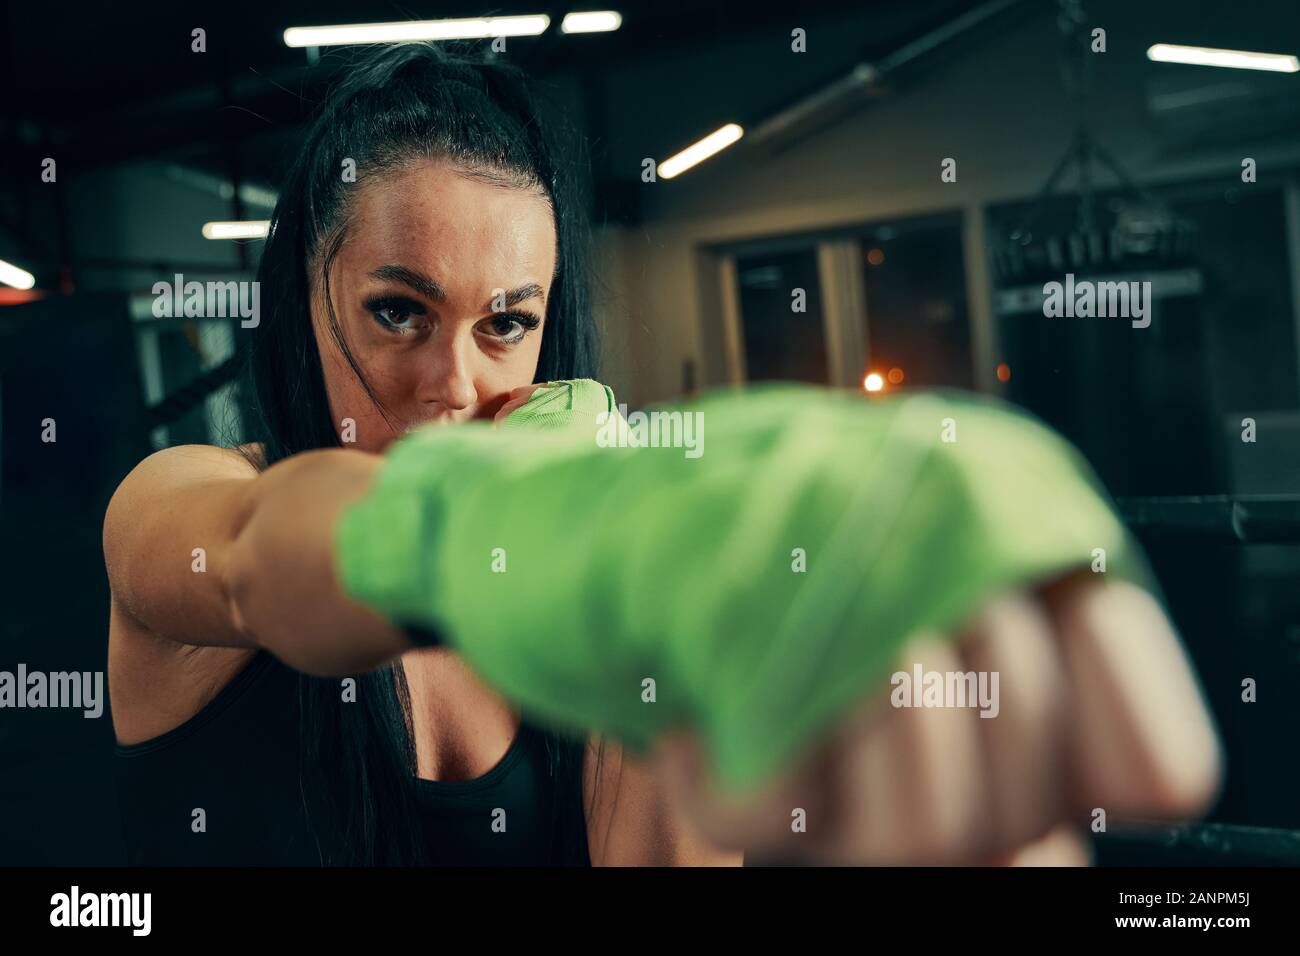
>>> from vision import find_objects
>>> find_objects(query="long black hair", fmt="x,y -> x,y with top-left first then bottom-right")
240,41 -> 601,865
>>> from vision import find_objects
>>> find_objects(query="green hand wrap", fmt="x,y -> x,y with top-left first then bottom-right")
498,378 -> 619,431
335,381 -> 1150,792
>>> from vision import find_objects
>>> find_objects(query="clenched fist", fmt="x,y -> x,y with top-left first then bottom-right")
653,572 -> 1223,866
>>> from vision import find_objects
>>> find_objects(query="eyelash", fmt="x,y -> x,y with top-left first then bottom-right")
364,295 -> 541,345
486,311 -> 542,345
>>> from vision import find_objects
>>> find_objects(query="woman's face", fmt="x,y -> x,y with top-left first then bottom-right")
310,157 -> 558,453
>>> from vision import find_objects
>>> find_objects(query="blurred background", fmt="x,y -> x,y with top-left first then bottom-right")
2,0 -> 1299,864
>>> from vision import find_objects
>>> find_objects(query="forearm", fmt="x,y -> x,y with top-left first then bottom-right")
223,448 -> 416,676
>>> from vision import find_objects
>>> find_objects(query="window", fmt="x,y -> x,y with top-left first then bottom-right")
734,248 -> 829,384
857,214 -> 973,391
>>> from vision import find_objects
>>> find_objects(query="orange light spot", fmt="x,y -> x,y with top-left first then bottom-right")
996,362 -> 1011,383
887,367 -> 904,385
866,248 -> 885,266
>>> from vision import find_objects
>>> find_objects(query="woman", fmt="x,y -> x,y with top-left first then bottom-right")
105,41 -> 738,866
105,41 -> 1221,868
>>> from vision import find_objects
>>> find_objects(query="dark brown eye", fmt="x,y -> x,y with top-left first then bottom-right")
491,315 -> 522,337
375,306 -> 416,328
364,295 -> 426,335
485,312 -> 541,344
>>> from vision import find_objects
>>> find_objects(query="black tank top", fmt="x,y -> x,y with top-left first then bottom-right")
113,650 -> 591,866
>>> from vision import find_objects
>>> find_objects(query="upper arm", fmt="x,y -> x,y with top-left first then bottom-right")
583,735 -> 744,867
103,444 -> 258,648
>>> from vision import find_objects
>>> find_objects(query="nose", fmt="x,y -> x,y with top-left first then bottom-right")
416,334 -> 478,412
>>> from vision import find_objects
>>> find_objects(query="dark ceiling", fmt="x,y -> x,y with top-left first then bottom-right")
1,0 -> 1019,284
3,0 -> 1296,276
0,0 -> 990,175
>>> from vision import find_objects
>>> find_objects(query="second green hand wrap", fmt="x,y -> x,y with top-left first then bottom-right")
335,381 -> 1150,792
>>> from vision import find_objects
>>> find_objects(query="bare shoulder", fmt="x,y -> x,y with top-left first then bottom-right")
104,444 -> 257,570
112,442 -> 261,501
105,443 -> 265,745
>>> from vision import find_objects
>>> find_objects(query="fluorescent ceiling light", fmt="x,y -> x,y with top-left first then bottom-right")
202,221 -> 271,240
658,124 -> 744,179
1147,43 -> 1299,73
284,16 -> 550,48
0,258 -> 36,290
561,11 -> 622,34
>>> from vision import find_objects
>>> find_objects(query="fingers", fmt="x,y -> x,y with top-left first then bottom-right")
958,593 -> 1069,854
827,635 -> 991,865
813,690 -> 899,863
655,577 -> 1222,866
659,634 -> 997,865
980,824 -> 1092,867
653,726 -> 838,857
826,602 -> 1067,866
491,384 -> 545,424
660,621 -> 1059,866
1042,574 -> 1224,823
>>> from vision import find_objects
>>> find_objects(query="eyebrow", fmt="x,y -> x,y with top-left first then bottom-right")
369,264 -> 545,312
